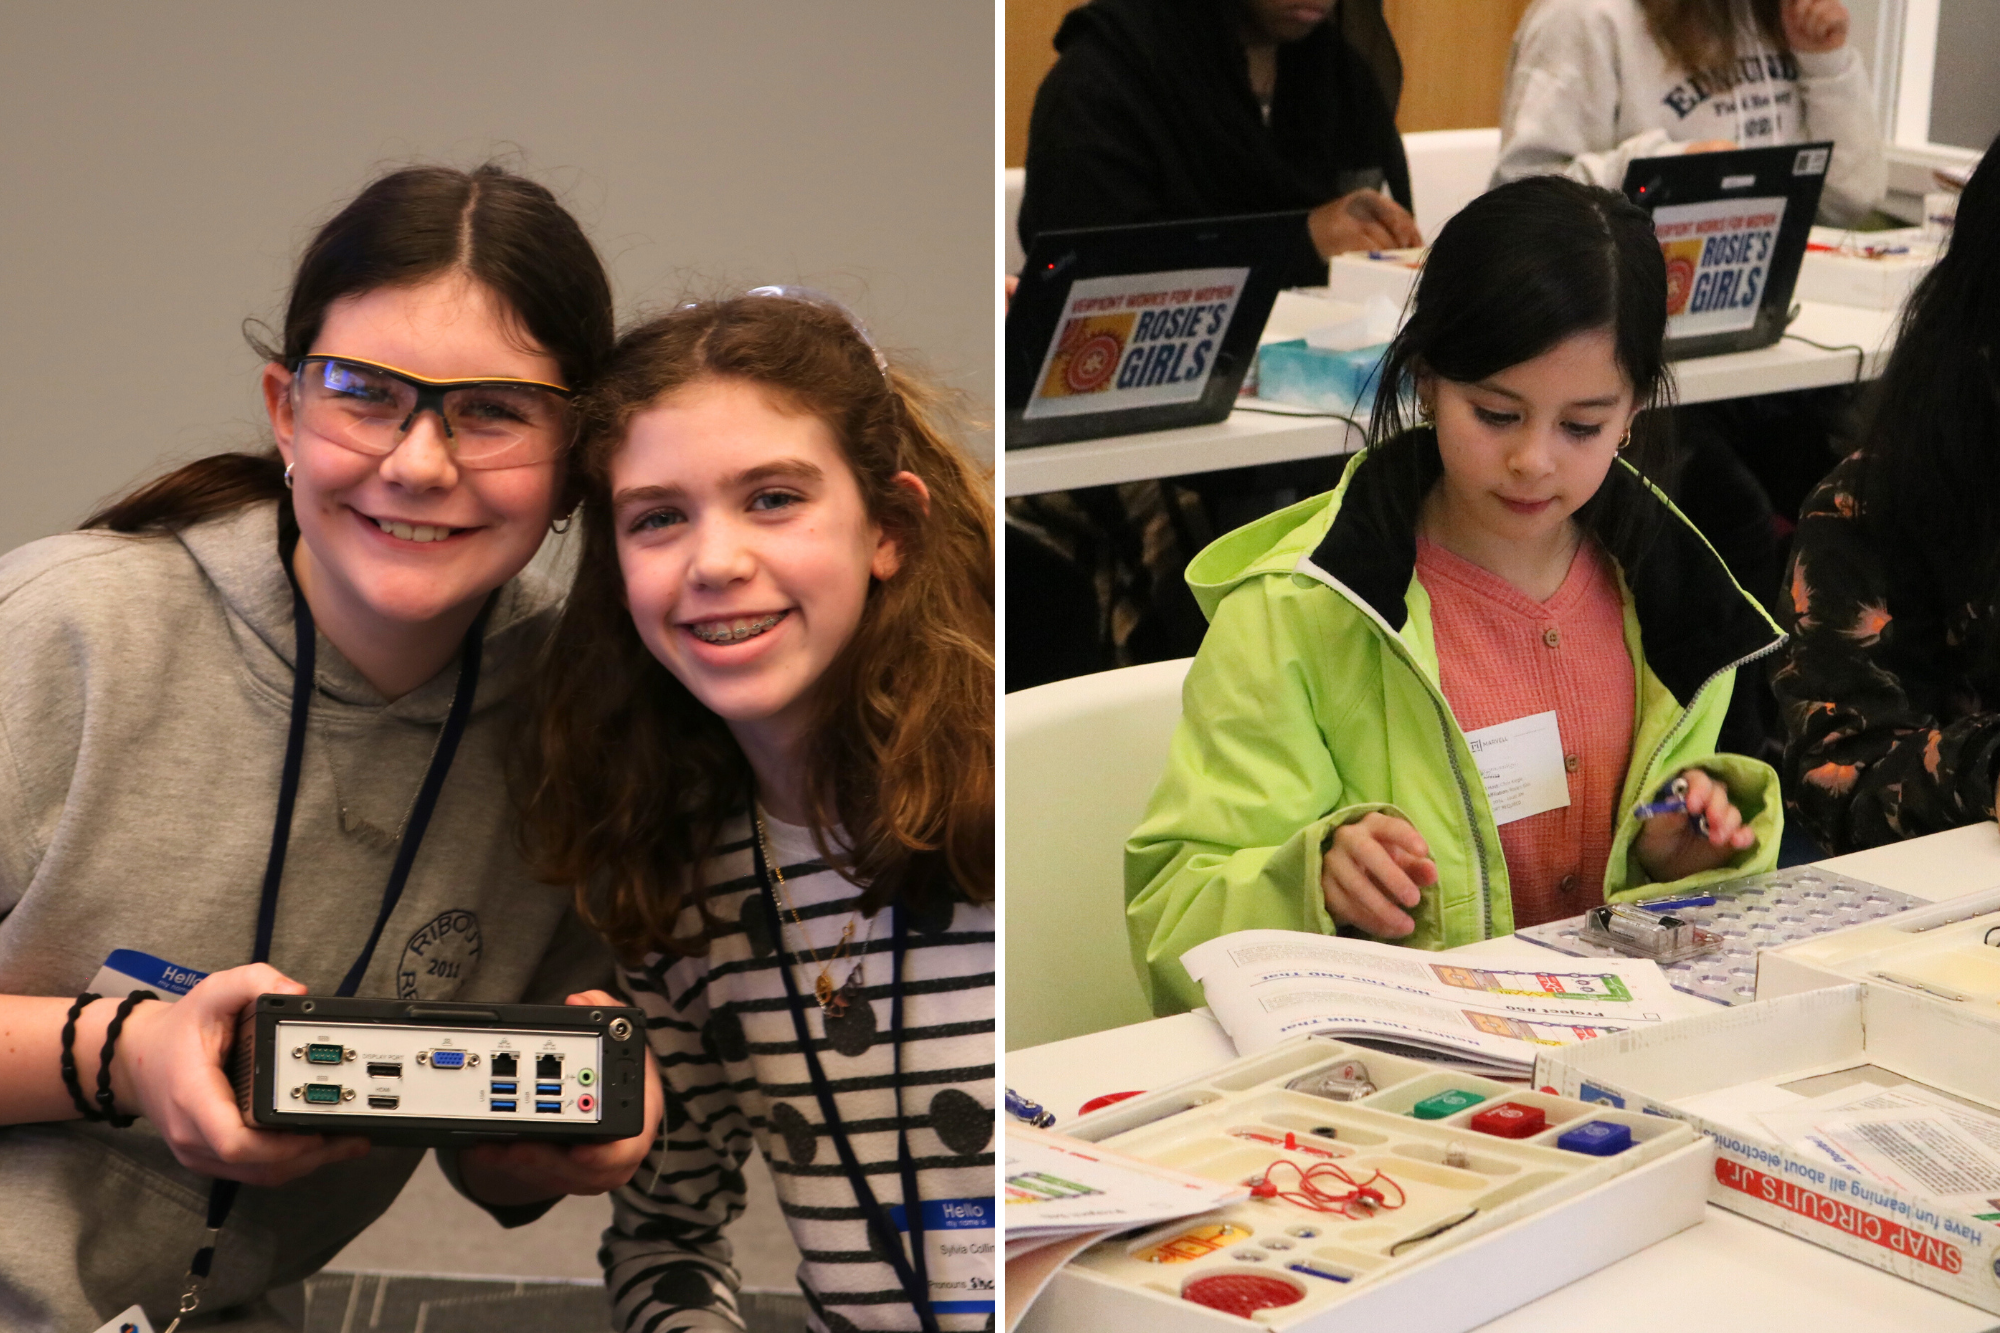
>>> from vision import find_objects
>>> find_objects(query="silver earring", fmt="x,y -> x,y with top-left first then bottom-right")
283,462 -> 294,490
550,512 -> 573,535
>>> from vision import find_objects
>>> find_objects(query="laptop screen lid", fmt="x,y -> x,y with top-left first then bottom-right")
1621,141 -> 1831,360
1006,211 -> 1304,448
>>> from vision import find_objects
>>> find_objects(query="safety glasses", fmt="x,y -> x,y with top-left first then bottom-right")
291,355 -> 575,469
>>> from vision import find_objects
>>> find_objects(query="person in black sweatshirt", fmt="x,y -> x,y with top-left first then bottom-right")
1019,0 -> 1419,288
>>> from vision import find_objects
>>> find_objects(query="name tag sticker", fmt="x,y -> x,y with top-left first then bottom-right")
1463,710 -> 1571,826
890,1196 -> 995,1317
86,949 -> 208,1004
90,1304 -> 156,1333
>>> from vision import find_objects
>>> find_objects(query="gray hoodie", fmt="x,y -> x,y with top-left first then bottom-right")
0,502 -> 610,1331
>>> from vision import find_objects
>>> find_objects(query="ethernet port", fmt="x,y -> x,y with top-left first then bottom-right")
490,1052 -> 518,1078
536,1054 -> 563,1080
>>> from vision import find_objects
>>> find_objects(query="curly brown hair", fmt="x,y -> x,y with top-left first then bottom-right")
519,293 -> 994,962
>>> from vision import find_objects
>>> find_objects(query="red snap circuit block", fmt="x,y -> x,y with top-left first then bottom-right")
1468,1101 -> 1547,1139
1183,1273 -> 1304,1317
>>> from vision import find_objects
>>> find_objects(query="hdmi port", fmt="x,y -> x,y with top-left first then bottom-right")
366,1062 -> 403,1079
367,1095 -> 399,1110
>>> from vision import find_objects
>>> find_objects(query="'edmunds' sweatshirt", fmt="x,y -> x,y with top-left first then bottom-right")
1494,0 -> 1887,226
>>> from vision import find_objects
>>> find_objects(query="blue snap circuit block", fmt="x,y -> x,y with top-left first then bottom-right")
1557,1119 -> 1634,1156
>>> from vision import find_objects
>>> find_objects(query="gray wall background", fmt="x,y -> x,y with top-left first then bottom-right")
0,1 -> 994,557
1933,0 -> 2000,153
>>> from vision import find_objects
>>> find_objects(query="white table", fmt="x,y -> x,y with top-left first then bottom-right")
1006,821 -> 2000,1333
1004,300 -> 1900,497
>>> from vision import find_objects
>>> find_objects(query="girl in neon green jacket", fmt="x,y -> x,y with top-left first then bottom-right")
1126,177 -> 1785,1014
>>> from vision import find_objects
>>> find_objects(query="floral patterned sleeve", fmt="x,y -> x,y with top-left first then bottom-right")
1773,454 -> 2000,853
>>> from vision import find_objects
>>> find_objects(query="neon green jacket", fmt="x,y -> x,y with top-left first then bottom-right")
1125,439 -> 1786,1014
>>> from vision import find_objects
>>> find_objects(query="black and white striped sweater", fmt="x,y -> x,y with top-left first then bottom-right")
605,811 -> 996,1332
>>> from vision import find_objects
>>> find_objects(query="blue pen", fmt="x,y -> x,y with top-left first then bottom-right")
1631,777 -> 1710,835
1006,1087 -> 1056,1128
1639,895 -> 1717,912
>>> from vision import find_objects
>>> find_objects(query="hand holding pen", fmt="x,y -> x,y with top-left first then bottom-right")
1631,769 -> 1756,883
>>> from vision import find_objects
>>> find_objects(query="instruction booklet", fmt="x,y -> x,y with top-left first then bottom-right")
1182,930 -> 1678,1077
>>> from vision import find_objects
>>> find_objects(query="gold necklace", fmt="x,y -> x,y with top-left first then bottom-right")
318,690 -> 450,852
754,811 -> 865,1015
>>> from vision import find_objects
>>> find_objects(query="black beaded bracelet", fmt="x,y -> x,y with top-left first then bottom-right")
60,992 -> 103,1121
94,990 -> 159,1128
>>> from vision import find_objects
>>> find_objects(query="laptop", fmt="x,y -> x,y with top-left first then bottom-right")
1005,211 -> 1304,448
1621,141 -> 1832,360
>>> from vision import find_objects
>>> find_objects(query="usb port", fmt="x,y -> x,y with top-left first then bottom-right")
366,1062 -> 402,1080
535,1100 -> 562,1114
491,1053 -> 518,1077
428,1050 -> 467,1069
367,1095 -> 399,1110
490,1099 -> 516,1112
303,1084 -> 343,1105
535,1082 -> 562,1097
489,1081 -> 517,1096
305,1043 -> 347,1065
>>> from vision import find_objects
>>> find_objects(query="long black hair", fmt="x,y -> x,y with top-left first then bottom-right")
85,163 -> 614,533
1852,131 -> 2000,602
1360,174 -> 1673,569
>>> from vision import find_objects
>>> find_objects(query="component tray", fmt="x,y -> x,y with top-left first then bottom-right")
1517,867 -> 1925,1005
1018,1036 -> 1712,1333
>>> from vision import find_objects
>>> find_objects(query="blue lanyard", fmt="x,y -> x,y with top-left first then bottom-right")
254,535 -> 487,993
753,828 -> 939,1333
187,529 -> 486,1310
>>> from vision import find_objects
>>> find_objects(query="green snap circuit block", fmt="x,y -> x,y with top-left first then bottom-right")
1411,1089 -> 1487,1120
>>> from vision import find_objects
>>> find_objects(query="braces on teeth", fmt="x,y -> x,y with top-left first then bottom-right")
692,613 -> 785,644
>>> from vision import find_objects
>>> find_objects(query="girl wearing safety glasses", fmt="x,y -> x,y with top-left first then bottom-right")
0,164 -> 658,1329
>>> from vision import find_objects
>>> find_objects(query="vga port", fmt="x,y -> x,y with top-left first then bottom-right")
428,1050 -> 468,1070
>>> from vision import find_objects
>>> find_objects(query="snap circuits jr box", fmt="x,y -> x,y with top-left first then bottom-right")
1538,982 -> 2000,1315
232,994 -> 647,1147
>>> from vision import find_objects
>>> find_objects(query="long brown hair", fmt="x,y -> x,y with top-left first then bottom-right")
520,294 -> 994,961
1638,0 -> 1788,84
84,163 -> 613,533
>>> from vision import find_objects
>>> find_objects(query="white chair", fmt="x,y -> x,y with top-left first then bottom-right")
1401,127 -> 1502,242
1004,167 -> 1026,276
1005,657 -> 1192,1050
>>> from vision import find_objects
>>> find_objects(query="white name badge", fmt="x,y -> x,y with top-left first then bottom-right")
86,949 -> 207,1005
1463,710 -> 1571,826
891,1196 -> 995,1320
90,1305 -> 155,1333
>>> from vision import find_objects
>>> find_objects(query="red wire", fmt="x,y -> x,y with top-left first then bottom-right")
1253,1158 -> 1406,1219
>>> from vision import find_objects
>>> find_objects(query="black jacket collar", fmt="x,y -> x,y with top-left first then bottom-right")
1304,432 -> 1783,708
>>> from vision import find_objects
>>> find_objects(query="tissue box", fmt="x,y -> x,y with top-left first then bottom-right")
1325,248 -> 1424,309
1256,340 -> 1389,414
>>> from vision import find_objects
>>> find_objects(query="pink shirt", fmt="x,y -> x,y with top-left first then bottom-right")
1416,535 -> 1637,928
